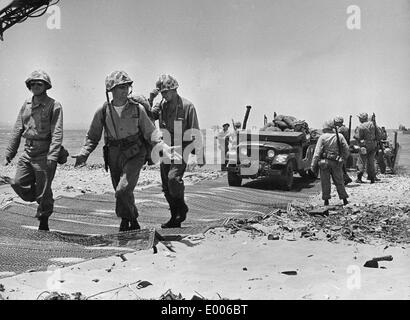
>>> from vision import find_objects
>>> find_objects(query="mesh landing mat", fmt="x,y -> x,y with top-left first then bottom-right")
0,175 -> 316,277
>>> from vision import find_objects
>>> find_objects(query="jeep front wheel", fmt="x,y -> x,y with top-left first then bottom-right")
228,171 -> 242,187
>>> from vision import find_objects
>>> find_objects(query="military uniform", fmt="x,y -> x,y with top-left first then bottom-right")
333,116 -> 352,185
5,70 -> 63,230
312,121 -> 349,205
353,113 -> 379,183
75,71 -> 163,231
150,74 -> 200,228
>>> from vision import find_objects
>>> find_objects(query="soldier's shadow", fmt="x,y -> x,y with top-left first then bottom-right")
242,176 -> 318,192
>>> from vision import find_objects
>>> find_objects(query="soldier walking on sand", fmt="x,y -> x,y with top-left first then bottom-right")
72,71 -> 179,232
353,113 -> 379,184
311,120 -> 349,206
333,116 -> 353,185
148,74 -> 200,228
1,70 -> 63,231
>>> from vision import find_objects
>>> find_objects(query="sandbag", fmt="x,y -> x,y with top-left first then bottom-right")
275,120 -> 288,130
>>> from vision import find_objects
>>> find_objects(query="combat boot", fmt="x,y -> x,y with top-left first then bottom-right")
161,216 -> 180,228
342,198 -> 349,205
174,199 -> 188,224
324,200 -> 329,206
129,219 -> 140,230
38,216 -> 50,231
355,173 -> 364,183
119,218 -> 130,232
344,176 -> 353,185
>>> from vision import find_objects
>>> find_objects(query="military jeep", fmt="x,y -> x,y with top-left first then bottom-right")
226,130 -> 318,190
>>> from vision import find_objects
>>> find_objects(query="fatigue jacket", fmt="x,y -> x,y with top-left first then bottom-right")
354,121 -> 379,150
312,132 -> 349,167
151,95 -> 199,148
79,100 -> 162,158
6,96 -> 63,161
337,125 -> 350,143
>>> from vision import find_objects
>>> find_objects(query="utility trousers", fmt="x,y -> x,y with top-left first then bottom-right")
319,159 -> 349,201
108,146 -> 146,220
160,162 -> 187,205
11,153 -> 57,219
357,148 -> 376,180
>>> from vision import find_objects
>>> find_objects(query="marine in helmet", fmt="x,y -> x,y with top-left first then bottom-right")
353,112 -> 378,183
2,70 -> 63,231
72,71 -> 178,232
311,120 -> 349,206
147,74 -> 201,228
333,116 -> 353,185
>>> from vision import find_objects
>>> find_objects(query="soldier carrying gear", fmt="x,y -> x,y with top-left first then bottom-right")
311,120 -> 349,206
354,112 -> 378,183
147,74 -> 201,229
333,116 -> 353,185
2,70 -> 63,231
72,71 -> 180,232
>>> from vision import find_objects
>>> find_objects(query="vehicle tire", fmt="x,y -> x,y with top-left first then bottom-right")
228,171 -> 242,187
280,161 -> 294,191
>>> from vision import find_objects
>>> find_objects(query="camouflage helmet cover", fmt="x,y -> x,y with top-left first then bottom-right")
156,74 -> 179,92
25,70 -> 52,90
357,112 -> 368,121
105,70 -> 133,91
334,116 -> 344,124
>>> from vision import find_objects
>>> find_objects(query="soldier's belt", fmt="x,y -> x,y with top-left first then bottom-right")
107,134 -> 142,148
321,152 -> 342,161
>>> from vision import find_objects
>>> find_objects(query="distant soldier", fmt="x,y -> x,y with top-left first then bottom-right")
72,71 -> 177,232
215,123 -> 230,170
354,113 -> 379,183
149,74 -> 200,228
311,120 -> 349,206
333,116 -> 353,185
2,70 -> 63,231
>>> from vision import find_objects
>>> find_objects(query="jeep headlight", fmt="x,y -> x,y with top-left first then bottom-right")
274,154 -> 288,163
267,150 -> 275,158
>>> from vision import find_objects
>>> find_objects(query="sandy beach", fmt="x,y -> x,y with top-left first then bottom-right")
0,163 -> 409,300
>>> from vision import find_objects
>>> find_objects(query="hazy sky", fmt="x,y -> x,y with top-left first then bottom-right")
0,0 -> 409,130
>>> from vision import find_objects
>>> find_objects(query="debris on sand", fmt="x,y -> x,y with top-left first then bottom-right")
223,203 -> 409,245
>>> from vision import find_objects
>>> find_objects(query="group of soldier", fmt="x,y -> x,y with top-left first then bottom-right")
2,69 -> 395,231
312,113 -> 391,206
2,70 -> 199,231
216,112 -> 392,206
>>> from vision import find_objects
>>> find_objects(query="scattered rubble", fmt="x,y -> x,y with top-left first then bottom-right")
224,202 -> 409,245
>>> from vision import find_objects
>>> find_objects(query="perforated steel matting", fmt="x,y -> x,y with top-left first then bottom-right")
0,175 -> 319,277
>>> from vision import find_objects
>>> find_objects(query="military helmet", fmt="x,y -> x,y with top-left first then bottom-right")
334,116 -> 344,124
234,121 -> 242,128
25,70 -> 52,90
357,112 -> 368,121
156,74 -> 179,92
105,71 -> 133,91
323,120 -> 334,130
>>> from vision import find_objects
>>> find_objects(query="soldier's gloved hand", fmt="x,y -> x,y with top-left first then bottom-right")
71,154 -> 88,168
3,157 -> 11,166
47,159 -> 57,171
